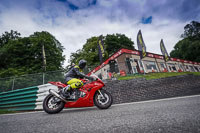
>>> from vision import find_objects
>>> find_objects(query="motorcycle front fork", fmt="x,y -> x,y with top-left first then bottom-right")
98,90 -> 105,100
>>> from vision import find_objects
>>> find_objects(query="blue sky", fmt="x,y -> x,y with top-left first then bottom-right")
0,0 -> 200,66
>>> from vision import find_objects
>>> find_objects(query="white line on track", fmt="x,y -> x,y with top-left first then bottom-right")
112,94 -> 200,107
1,94 -> 200,117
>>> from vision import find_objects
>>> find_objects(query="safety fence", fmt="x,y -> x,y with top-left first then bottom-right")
0,66 -> 98,93
0,86 -> 38,111
0,70 -> 65,93
0,84 -> 58,111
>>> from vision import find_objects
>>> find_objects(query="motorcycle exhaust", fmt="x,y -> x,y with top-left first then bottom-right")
49,89 -> 68,103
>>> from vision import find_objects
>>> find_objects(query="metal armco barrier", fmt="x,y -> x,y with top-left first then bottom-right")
0,84 -> 58,111
0,86 -> 38,111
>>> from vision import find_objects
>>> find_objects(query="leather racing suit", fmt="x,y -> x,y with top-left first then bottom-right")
65,65 -> 92,90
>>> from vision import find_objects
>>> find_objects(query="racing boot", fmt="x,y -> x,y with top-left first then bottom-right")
61,85 -> 72,99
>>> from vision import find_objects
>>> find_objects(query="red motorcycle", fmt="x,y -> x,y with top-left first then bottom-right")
43,75 -> 113,114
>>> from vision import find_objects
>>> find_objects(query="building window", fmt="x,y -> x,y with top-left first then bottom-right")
185,65 -> 189,71
160,63 -> 166,70
172,66 -> 176,71
168,63 -> 177,71
109,60 -> 119,73
145,61 -> 157,71
179,64 -> 184,70
98,73 -> 102,79
169,66 -> 172,71
189,66 -> 195,72
194,66 -> 199,72
115,63 -> 119,73
138,60 -> 144,71
132,66 -> 138,73
125,58 -> 133,74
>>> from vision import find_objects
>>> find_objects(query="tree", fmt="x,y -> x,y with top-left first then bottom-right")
68,37 -> 105,70
0,30 -> 21,47
170,21 -> 200,62
0,31 -> 65,78
170,38 -> 200,62
105,33 -> 134,56
181,21 -> 200,40
29,31 -> 65,72
69,33 -> 134,68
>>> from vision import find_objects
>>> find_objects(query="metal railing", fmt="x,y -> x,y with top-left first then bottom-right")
0,86 -> 39,111
0,65 -> 98,93
0,70 -> 66,92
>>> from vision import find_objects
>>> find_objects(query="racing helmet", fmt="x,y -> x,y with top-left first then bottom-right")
79,59 -> 87,69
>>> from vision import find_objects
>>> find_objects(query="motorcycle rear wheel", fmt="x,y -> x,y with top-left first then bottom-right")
43,94 -> 65,114
94,89 -> 113,109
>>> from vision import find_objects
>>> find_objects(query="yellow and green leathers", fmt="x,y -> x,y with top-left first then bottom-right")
65,65 -> 92,91
67,78 -> 84,89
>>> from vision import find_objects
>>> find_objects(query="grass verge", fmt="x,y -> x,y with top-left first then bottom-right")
0,109 -> 18,115
117,72 -> 200,80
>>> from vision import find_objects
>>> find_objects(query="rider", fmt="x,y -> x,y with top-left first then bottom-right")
62,59 -> 94,98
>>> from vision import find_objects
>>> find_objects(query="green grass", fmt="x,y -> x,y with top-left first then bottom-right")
0,109 -> 17,115
117,72 -> 200,80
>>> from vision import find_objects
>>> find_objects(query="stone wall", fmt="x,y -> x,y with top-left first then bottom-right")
104,74 -> 200,104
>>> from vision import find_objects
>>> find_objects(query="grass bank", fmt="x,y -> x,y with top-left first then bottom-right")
0,109 -> 17,115
117,72 -> 200,80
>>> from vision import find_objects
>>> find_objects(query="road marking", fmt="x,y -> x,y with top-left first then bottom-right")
1,94 -> 200,117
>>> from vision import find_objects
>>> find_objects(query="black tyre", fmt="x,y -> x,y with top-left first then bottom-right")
43,94 -> 65,114
94,89 -> 113,109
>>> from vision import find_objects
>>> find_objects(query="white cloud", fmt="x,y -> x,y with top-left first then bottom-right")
0,0 -> 197,67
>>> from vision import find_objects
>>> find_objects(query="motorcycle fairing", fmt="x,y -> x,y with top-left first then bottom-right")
64,79 -> 105,108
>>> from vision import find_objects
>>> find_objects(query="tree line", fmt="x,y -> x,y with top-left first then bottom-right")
170,21 -> 200,62
0,31 -> 65,78
0,21 -> 199,79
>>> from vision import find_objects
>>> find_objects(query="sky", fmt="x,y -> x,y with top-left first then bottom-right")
0,0 -> 200,66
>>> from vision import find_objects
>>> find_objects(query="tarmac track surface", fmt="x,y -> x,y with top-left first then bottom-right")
0,95 -> 200,133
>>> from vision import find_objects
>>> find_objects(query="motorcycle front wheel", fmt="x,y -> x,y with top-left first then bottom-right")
94,89 -> 113,109
43,94 -> 65,114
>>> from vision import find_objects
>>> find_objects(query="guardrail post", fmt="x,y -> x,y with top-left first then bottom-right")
43,73 -> 45,84
12,77 -> 15,91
